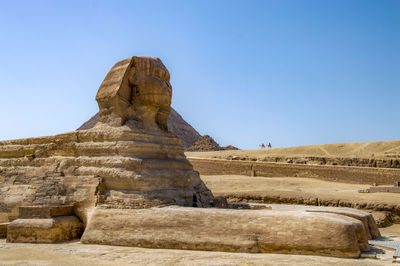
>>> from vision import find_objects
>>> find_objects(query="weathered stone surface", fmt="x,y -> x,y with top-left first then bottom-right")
19,206 -> 73,219
78,108 -> 202,149
81,206 -> 370,258
7,216 -> 82,243
95,56 -> 172,131
371,211 -> 393,227
306,207 -> 380,240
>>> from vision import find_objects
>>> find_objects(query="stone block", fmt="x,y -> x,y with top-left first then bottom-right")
81,206 -> 371,258
7,216 -> 82,243
18,205 -> 73,219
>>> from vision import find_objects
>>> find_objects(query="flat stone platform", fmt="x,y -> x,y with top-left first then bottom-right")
81,205 -> 379,258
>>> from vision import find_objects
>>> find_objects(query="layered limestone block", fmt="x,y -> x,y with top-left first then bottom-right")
7,216 -> 82,243
0,126 -> 212,223
6,206 -> 83,243
231,203 -> 381,240
82,206 -> 374,258
18,205 -> 74,219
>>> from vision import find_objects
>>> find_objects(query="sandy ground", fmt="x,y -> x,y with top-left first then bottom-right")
0,238 -> 393,265
186,139 -> 400,160
201,175 -> 400,206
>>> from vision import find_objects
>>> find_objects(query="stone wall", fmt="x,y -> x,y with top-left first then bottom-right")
369,186 -> 400,193
225,156 -> 400,169
188,158 -> 400,185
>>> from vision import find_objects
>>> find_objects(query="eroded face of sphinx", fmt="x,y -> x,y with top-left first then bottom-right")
129,57 -> 172,108
96,56 -> 172,131
128,57 -> 172,131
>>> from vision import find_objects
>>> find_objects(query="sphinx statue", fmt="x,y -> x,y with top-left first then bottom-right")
0,56 -> 214,227
96,56 -> 172,131
0,56 -> 381,258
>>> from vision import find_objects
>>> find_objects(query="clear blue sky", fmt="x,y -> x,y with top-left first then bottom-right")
0,0 -> 399,149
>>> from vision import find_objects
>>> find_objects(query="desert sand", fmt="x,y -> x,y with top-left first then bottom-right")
186,139 -> 400,160
201,175 -> 400,225
201,175 -> 400,205
0,239 -> 391,265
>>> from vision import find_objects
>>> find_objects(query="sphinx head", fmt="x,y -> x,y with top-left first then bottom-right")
96,56 -> 172,131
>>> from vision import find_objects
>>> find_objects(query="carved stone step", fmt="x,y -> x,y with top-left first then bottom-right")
18,205 -> 73,219
6,216 -> 82,243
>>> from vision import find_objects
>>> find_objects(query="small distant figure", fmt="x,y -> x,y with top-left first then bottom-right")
267,142 -> 272,149
259,143 -> 266,149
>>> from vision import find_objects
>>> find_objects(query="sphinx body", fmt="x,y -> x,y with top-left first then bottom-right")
0,56 -> 381,258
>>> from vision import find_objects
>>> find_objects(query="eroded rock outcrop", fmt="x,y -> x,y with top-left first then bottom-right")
187,135 -> 222,152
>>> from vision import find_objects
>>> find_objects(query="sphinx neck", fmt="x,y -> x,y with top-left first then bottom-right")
135,105 -> 160,130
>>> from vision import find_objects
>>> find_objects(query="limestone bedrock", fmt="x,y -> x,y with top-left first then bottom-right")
0,56 -> 380,258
